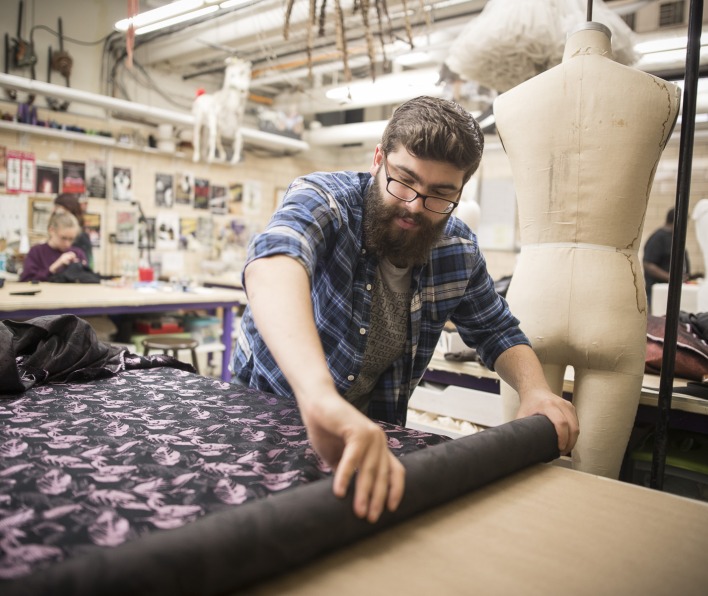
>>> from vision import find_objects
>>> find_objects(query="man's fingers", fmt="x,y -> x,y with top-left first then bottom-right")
386,455 -> 406,513
332,444 -> 361,500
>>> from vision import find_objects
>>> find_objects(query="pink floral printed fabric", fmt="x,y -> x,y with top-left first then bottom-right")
0,368 -> 447,581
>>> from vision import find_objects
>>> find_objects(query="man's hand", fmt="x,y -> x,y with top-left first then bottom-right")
300,395 -> 405,523
495,344 -> 579,454
515,387 -> 579,454
244,255 -> 405,522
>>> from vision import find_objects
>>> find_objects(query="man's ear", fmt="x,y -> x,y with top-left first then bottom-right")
369,144 -> 383,176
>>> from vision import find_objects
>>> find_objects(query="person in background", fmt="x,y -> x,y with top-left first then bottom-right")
231,96 -> 579,524
53,193 -> 94,269
643,207 -> 690,307
19,211 -> 87,282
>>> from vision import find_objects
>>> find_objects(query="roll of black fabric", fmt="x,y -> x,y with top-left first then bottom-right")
6,415 -> 559,596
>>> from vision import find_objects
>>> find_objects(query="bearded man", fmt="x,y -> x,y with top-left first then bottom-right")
231,96 -> 578,523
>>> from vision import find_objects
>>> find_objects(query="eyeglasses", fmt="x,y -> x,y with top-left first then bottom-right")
382,158 -> 460,214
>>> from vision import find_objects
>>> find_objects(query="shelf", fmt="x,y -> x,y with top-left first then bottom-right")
0,72 -> 309,155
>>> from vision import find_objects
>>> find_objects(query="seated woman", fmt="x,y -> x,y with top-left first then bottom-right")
53,192 -> 93,269
19,211 -> 88,282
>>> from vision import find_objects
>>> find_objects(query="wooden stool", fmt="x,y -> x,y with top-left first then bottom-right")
142,336 -> 200,373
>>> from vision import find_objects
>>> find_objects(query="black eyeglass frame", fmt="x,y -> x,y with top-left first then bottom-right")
381,158 -> 461,215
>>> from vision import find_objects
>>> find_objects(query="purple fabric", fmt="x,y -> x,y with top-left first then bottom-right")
18,243 -> 88,282
0,367 -> 448,583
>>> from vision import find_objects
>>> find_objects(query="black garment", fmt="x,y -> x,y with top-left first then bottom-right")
0,314 -> 194,394
73,230 -> 94,269
643,227 -> 689,304
47,262 -> 101,283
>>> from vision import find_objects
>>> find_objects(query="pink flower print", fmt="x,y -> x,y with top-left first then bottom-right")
46,434 -> 88,450
0,463 -> 33,477
41,454 -> 87,469
189,407 -> 211,420
152,446 -> 180,466
144,504 -> 202,530
192,443 -> 232,457
0,541 -> 62,579
251,467 -> 301,491
87,488 -> 137,508
132,478 -> 167,496
241,427 -> 267,442
197,461 -> 257,476
0,439 -> 28,458
89,464 -> 138,483
88,510 -> 130,547
64,402 -> 87,414
0,508 -> 34,532
104,421 -> 130,437
42,504 -> 82,519
214,479 -> 248,505
171,472 -> 198,488
36,469 -> 72,495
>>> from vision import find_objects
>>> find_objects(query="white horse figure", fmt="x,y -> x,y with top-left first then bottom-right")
192,57 -> 252,164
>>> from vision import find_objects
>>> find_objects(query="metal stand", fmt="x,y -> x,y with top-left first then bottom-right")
650,0 -> 704,490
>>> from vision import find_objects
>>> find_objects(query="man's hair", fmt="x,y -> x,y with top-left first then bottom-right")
48,211 -> 79,232
381,96 -> 484,183
666,208 -> 675,225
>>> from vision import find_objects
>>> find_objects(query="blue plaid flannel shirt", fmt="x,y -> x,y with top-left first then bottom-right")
232,170 -> 529,425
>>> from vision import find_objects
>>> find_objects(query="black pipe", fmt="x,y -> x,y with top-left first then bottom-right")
650,0 -> 703,490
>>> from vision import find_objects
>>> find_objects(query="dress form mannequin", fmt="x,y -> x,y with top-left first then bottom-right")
692,199 -> 708,311
493,22 -> 680,478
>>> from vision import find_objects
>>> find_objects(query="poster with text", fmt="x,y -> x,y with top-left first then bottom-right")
228,182 -> 243,214
194,177 -> 210,210
209,185 -> 228,215
196,216 -> 214,248
0,146 -> 6,193
175,172 -> 194,206
7,150 -> 35,193
243,179 -> 262,215
113,166 -> 133,201
138,216 -> 156,250
179,217 -> 198,250
155,173 -> 174,208
84,212 -> 102,248
156,212 -> 179,251
35,163 -> 60,195
86,159 -> 107,198
115,210 -> 137,245
62,160 -> 86,194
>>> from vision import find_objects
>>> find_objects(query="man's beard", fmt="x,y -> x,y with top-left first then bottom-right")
363,178 -> 448,267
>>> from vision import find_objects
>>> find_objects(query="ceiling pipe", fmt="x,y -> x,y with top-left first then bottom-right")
0,72 -> 309,152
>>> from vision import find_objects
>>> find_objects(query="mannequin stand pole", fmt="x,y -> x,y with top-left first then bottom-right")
650,0 -> 703,490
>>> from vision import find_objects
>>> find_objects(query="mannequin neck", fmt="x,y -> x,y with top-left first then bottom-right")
563,23 -> 613,62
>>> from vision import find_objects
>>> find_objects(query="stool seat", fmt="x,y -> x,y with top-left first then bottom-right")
142,336 -> 200,373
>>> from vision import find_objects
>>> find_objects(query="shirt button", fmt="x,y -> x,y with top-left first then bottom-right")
366,283 -> 372,291
347,374 -> 355,381
361,248 -> 366,255
359,327 -> 366,335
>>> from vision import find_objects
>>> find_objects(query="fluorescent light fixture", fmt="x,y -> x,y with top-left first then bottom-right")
133,5 -> 219,35
325,70 -> 440,104
394,52 -> 432,67
219,0 -> 252,8
635,35 -> 691,54
115,0 -> 210,32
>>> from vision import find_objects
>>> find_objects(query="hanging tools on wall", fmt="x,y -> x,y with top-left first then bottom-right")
46,18 -> 72,111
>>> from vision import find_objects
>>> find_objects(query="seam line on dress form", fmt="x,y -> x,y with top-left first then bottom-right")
520,242 -> 637,255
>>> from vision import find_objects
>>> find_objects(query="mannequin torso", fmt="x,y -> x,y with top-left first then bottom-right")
493,23 -> 680,477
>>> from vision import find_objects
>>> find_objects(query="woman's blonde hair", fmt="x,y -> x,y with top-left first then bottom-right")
48,211 -> 79,232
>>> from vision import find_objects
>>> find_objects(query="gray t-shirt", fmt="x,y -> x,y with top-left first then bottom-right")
345,258 -> 411,412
